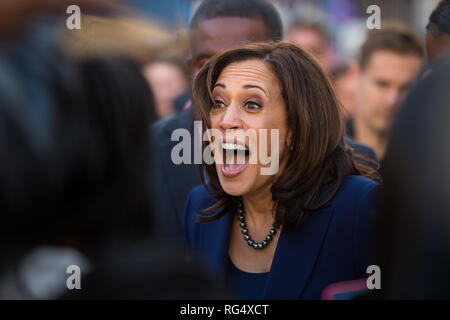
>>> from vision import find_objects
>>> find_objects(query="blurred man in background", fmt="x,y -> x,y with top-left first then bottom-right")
331,63 -> 359,118
349,25 -> 424,161
286,18 -> 360,120
143,57 -> 189,119
286,19 -> 337,73
285,18 -> 377,163
426,0 -> 450,65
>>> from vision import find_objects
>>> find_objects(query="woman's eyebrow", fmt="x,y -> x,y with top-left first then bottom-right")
243,84 -> 267,97
214,83 -> 226,89
213,83 -> 268,97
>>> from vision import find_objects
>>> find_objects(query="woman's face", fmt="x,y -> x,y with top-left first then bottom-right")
210,59 -> 290,197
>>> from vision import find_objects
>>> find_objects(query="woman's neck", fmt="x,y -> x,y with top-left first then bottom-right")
242,186 -> 275,228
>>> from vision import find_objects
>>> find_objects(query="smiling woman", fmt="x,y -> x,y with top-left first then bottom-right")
184,41 -> 381,300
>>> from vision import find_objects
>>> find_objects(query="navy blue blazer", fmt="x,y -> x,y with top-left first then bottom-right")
183,175 -> 380,300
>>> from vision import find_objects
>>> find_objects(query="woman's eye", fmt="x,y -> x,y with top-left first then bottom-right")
213,99 -> 225,109
245,101 -> 262,111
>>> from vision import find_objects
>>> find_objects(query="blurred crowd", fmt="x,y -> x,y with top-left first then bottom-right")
0,0 -> 449,300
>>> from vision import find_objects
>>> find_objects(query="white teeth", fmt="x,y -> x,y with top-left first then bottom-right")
224,164 -> 230,172
221,143 -> 248,151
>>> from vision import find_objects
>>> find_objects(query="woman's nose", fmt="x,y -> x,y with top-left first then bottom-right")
219,103 -> 242,130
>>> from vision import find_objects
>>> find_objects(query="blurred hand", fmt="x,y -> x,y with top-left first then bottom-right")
0,0 -> 118,40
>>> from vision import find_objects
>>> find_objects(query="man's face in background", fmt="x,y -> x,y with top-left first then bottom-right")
286,26 -> 334,73
355,50 -> 423,135
187,17 -> 269,77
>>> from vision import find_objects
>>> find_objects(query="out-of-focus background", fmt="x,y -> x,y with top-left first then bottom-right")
0,0 -> 449,300
98,0 -> 441,120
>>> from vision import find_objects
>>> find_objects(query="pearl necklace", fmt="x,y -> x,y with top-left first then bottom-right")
236,198 -> 279,250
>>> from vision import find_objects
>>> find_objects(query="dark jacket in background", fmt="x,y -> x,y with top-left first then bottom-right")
150,108 -> 200,243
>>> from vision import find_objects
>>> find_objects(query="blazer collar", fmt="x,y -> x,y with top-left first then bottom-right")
203,212 -> 233,283
205,206 -> 333,299
263,207 -> 333,299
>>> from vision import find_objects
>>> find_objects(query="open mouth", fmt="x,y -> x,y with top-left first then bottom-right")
220,141 -> 250,178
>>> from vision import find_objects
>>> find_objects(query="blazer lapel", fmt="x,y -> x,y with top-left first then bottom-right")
263,207 -> 333,299
199,211 -> 233,284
